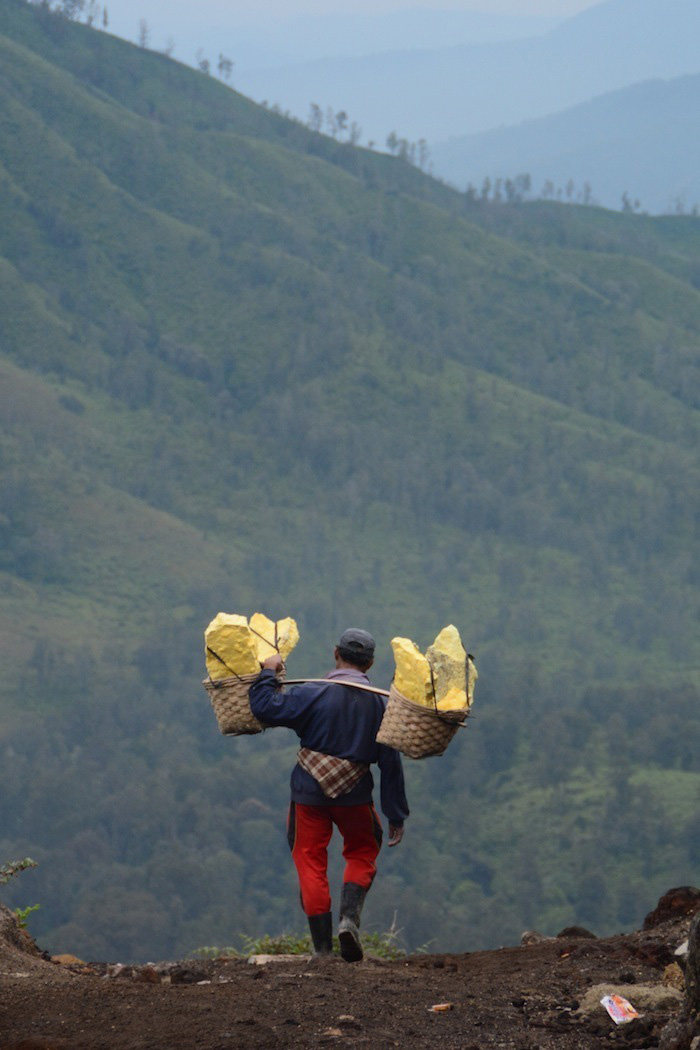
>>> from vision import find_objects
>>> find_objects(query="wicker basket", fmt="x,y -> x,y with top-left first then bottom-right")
376,683 -> 466,758
202,672 -> 267,736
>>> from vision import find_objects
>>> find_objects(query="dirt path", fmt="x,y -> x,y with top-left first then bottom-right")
0,905 -> 694,1049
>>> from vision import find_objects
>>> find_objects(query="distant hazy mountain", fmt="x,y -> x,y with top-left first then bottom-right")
234,0 -> 700,145
106,7 -> 559,71
231,10 -> 560,70
431,74 -> 700,215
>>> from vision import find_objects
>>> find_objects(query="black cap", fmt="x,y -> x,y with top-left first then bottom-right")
337,628 -> 375,663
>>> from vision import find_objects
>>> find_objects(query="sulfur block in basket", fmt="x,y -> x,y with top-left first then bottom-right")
381,624 -> 476,758
205,613 -> 259,679
249,612 -> 299,663
427,624 -> 468,711
391,625 -> 476,712
391,637 -> 434,706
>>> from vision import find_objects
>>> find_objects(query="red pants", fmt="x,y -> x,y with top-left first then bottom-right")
287,801 -> 383,916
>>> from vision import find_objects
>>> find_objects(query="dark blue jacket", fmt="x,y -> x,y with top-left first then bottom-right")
248,668 -> 409,825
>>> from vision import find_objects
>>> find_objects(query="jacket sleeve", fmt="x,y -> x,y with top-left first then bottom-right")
248,669 -> 316,729
377,743 -> 409,826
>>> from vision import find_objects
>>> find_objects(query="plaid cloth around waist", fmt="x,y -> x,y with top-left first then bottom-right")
297,747 -> 370,799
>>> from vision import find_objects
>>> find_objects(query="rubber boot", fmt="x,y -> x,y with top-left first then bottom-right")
308,911 -> 333,955
338,882 -> 367,963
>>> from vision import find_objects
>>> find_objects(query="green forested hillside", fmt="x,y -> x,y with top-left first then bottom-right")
1,0 -> 699,961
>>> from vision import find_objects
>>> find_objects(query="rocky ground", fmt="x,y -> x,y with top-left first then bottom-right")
1,890 -> 699,1050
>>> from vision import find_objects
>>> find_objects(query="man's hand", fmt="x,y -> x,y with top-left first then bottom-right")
262,653 -> 284,674
388,823 -> 404,847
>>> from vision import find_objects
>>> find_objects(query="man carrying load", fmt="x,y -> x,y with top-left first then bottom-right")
249,628 -> 409,962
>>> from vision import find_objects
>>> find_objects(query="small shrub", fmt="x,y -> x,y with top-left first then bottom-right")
15,903 -> 40,930
0,858 -> 38,885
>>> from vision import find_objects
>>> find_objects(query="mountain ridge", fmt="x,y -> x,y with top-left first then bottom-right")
431,73 -> 700,213
233,0 -> 700,143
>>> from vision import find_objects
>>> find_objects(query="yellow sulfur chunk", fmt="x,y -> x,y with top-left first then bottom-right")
436,686 -> 467,712
467,654 -> 478,707
391,637 -> 434,706
427,624 -> 468,711
205,612 -> 259,679
249,612 -> 278,661
392,624 -> 477,712
276,617 -> 300,661
249,612 -> 300,663
431,624 -> 465,664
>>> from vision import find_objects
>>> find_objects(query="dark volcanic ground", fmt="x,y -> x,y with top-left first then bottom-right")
0,896 -> 696,1050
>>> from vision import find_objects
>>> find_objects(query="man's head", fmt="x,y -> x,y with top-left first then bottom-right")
335,628 -> 375,671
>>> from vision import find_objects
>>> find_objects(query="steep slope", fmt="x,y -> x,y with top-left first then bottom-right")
431,74 -> 700,213
1,0 -> 700,963
2,0 -> 698,690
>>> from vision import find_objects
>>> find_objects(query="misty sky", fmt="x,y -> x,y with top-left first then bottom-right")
107,0 -> 601,38
138,0 -> 596,11
110,0 -> 599,17
104,0 -> 606,72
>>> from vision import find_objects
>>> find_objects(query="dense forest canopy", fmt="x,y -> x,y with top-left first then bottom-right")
0,0 -> 699,962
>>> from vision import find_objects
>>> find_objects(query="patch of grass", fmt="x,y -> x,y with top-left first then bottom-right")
191,924 -> 406,961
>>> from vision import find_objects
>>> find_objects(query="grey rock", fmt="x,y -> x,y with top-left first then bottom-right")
577,983 -> 682,1019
